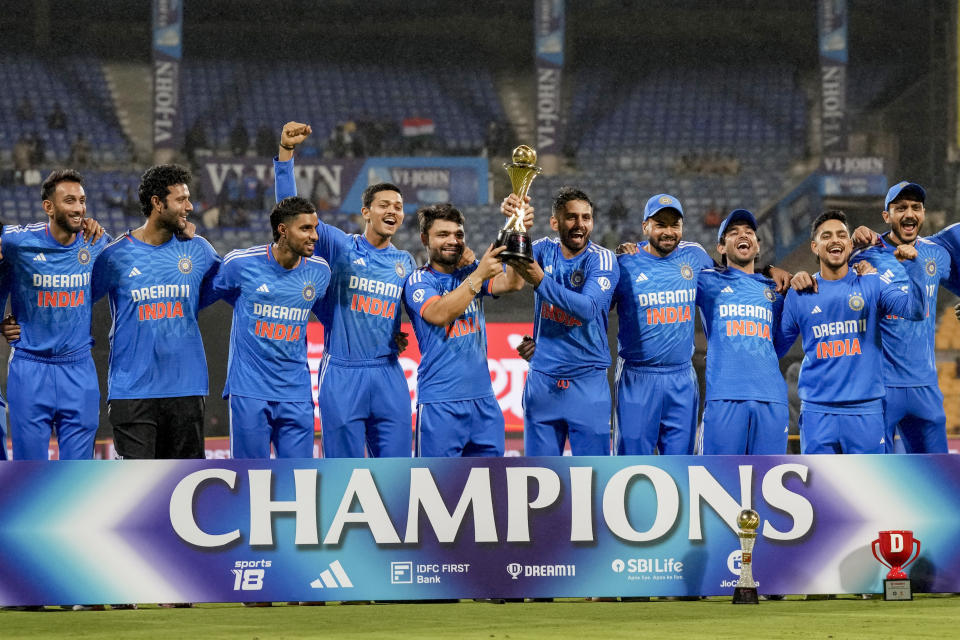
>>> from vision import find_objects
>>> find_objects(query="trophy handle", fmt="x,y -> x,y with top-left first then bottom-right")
871,539 -> 892,570
901,539 -> 921,570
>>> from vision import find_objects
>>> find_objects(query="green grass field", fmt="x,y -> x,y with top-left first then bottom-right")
3,596 -> 960,639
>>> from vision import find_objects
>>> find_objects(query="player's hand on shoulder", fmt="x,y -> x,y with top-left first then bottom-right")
893,244 -> 918,261
852,225 -> 880,249
176,220 -> 197,241
280,122 -> 312,149
394,331 -> 408,354
955,302 -> 960,322
790,270 -> 817,293
516,335 -> 535,361
767,266 -> 792,294
81,217 -> 104,243
1,314 -> 20,343
852,260 -> 877,275
457,245 -> 477,269
616,242 -> 638,255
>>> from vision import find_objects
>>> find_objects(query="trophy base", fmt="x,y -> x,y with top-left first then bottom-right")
732,587 -> 759,605
494,229 -> 534,263
883,579 -> 912,601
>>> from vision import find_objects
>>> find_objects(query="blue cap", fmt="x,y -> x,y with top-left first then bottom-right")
643,194 -> 683,221
717,209 -> 758,243
884,181 -> 925,210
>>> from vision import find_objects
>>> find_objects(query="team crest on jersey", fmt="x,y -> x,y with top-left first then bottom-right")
77,247 -> 91,265
680,264 -> 694,280
570,270 -> 585,288
848,293 -> 865,311
598,276 -> 611,291
177,256 -> 193,274
925,258 -> 937,277
395,262 -> 406,278
764,288 -> 776,302
302,282 -> 317,302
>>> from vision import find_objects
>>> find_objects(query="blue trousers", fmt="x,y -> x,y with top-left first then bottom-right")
229,395 -> 316,458
614,361 -> 698,455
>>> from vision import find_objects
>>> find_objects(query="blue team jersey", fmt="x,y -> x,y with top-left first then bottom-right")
775,261 -> 926,407
91,232 -> 221,400
529,238 -> 618,377
213,244 -> 331,402
2,223 -> 109,358
851,234 -> 950,387
697,268 -> 787,403
403,265 -> 493,403
930,222 -> 960,296
614,241 -> 714,366
275,157 -> 416,362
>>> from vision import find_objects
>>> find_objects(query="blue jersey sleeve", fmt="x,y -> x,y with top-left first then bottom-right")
197,238 -> 223,310
774,289 -> 800,358
274,156 -> 297,201
534,249 -> 618,323
274,156 -> 352,264
876,257 -> 925,320
211,252 -> 241,306
404,269 -> 443,319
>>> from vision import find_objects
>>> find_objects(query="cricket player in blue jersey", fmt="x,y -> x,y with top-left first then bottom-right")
612,194 -> 715,456
842,182 -> 952,453
91,164 -> 221,459
0,170 -> 108,460
500,188 -> 618,456
696,209 -> 788,455
274,122 -> 416,458
776,210 -> 926,454
213,196 -> 331,459
404,204 -> 524,457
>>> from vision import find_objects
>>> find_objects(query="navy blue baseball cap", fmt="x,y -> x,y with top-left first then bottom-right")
717,209 -> 758,243
643,193 -> 683,221
884,181 -> 925,210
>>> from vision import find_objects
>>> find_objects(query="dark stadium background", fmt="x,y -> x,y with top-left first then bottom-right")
0,0 -> 956,448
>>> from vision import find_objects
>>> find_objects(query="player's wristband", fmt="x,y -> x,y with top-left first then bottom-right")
279,142 -> 295,151
466,276 -> 481,295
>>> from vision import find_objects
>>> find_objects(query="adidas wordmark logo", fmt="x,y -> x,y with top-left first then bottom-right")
353,257 -> 366,266
33,253 -> 46,262
635,273 -> 648,283
128,267 -> 142,277
721,286 -> 734,294
256,284 -> 270,293
310,560 -> 353,589
811,305 -> 822,314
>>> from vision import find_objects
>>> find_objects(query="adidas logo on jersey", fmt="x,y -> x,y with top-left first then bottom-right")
309,560 -> 353,589
33,253 -> 47,262
811,305 -> 822,314
353,257 -> 366,266
128,267 -> 142,277
720,286 -> 734,293
635,273 -> 649,282
256,284 -> 270,293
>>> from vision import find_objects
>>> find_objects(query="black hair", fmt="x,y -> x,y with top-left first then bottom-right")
811,210 -> 848,239
362,182 -> 403,209
41,169 -> 84,202
138,164 -> 192,217
270,196 -> 317,242
417,203 -> 464,235
552,186 -> 594,218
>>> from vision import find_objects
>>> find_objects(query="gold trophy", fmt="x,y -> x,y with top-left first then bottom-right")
732,509 -> 760,605
495,145 -> 542,262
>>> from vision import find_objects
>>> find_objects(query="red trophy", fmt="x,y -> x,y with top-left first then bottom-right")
871,530 -> 921,601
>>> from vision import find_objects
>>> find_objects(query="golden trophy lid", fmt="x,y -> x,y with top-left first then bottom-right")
737,509 -> 760,531
511,145 -> 538,166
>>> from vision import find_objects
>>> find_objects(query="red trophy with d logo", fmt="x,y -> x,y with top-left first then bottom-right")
871,530 -> 921,600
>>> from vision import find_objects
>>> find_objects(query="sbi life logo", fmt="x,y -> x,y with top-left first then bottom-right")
611,557 -> 683,574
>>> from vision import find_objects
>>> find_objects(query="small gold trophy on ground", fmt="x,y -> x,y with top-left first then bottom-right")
495,145 -> 542,262
733,508 -> 760,605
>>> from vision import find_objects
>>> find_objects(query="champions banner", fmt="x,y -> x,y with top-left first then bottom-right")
534,0 -> 564,155
152,0 -> 183,153
200,156 -> 489,214
1,454 -> 959,605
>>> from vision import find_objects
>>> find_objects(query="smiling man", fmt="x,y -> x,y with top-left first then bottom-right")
213,196 -> 330,459
845,182 -> 952,453
501,187 -> 618,456
92,164 -> 221,459
775,210 -> 927,454
1,170 -> 108,460
274,122 -> 416,458
695,209 -> 788,454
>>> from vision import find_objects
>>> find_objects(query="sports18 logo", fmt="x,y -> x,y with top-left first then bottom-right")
232,559 -> 271,591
